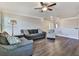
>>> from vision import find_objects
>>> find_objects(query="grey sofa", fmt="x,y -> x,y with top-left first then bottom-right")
0,37 -> 33,56
21,29 -> 46,41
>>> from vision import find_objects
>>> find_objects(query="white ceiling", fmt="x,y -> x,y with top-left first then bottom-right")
0,2 -> 79,18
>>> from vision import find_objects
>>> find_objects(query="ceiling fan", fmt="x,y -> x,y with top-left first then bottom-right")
34,2 -> 56,12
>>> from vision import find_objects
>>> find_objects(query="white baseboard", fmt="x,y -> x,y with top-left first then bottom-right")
56,34 -> 78,40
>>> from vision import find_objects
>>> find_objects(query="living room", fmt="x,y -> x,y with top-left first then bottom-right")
0,2 -> 79,56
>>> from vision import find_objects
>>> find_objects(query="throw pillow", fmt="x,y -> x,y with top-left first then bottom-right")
0,36 -> 9,45
28,29 -> 38,34
38,29 -> 42,33
7,36 -> 21,45
24,30 -> 29,35
2,31 -> 10,37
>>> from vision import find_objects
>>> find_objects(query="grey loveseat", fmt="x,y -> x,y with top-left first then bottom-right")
0,37 -> 33,56
21,29 -> 46,41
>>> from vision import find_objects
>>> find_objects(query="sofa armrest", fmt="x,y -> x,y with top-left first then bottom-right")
23,34 -> 33,40
42,31 -> 46,34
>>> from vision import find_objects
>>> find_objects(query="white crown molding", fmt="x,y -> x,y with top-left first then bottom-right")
61,15 -> 79,20
1,9 -> 42,19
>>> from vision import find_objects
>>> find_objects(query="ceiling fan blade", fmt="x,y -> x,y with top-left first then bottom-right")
34,8 -> 42,9
40,2 -> 44,6
48,3 -> 56,7
41,10 -> 43,12
48,8 -> 53,11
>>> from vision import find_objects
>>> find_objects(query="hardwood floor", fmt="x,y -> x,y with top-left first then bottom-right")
33,36 -> 79,56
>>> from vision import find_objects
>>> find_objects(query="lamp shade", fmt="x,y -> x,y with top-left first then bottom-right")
10,20 -> 17,25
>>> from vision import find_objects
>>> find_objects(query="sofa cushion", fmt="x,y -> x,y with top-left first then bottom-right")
0,36 -> 9,45
38,29 -> 42,33
19,37 -> 33,46
30,33 -> 38,36
0,37 -> 33,50
21,30 -> 29,35
2,31 -> 10,37
28,29 -> 38,34
7,36 -> 21,45
23,30 -> 29,35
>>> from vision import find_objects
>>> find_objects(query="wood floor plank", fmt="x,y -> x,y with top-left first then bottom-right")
33,36 -> 79,56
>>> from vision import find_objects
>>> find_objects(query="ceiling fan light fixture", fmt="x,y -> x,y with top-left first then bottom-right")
42,7 -> 48,11
34,2 -> 56,12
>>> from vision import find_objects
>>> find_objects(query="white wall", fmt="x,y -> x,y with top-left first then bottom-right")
59,18 -> 78,28
1,11 -> 79,39
2,13 -> 50,35
56,17 -> 79,39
